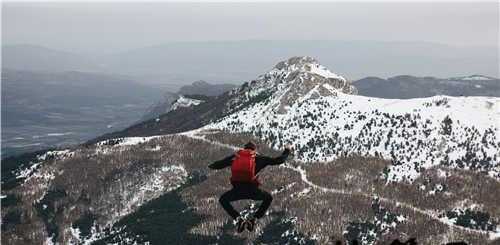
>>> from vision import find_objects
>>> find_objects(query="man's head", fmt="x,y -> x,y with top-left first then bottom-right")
244,141 -> 257,151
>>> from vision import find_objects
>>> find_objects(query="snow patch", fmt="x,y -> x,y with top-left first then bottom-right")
37,150 -> 75,161
170,95 -> 204,111
452,75 -> 496,81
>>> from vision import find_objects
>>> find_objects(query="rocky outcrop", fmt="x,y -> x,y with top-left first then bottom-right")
224,56 -> 357,115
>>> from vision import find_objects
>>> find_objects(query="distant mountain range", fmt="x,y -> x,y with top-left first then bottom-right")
3,41 -> 498,86
1,44 -> 103,72
354,75 -> 500,98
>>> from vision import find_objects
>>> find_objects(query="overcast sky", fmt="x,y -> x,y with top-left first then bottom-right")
2,2 -> 498,54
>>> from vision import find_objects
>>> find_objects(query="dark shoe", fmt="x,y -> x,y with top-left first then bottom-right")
245,218 -> 256,232
235,217 -> 246,233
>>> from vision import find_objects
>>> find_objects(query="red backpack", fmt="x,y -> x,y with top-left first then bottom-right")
231,149 -> 259,185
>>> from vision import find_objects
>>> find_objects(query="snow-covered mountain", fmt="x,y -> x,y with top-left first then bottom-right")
223,56 -> 357,115
3,56 -> 499,245
206,57 -> 499,182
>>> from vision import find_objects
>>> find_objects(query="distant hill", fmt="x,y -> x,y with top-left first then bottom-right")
178,80 -> 236,96
99,40 -> 498,83
141,81 -> 236,121
2,44 -> 102,72
353,75 -> 500,99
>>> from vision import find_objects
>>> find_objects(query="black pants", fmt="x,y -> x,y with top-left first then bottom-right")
219,183 -> 273,220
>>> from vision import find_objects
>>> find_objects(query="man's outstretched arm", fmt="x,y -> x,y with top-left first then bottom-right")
256,148 -> 291,166
208,155 -> 234,169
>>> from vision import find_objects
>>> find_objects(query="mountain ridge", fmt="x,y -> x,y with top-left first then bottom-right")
5,41 -> 498,82
86,56 -> 357,143
140,81 -> 237,121
354,75 -> 500,99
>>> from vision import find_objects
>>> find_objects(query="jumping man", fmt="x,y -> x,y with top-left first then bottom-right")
209,141 -> 291,232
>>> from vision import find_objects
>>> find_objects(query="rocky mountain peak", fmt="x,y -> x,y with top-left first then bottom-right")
191,80 -> 210,86
273,56 -> 319,69
270,56 -> 346,82
226,56 -> 357,114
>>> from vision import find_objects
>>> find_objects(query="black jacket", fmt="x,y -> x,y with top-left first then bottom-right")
208,149 -> 291,174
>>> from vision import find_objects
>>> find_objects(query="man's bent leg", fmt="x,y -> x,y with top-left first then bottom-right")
252,188 -> 273,219
219,189 -> 244,219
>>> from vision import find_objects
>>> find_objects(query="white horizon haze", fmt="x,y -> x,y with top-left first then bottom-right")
2,2 -> 498,54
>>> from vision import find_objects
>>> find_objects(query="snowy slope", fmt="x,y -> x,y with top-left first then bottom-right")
170,95 -> 204,111
206,57 -> 500,182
